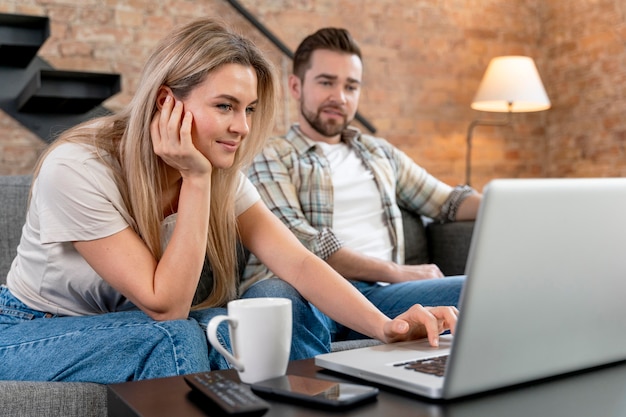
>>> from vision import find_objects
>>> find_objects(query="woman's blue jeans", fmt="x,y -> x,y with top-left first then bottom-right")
0,274 -> 464,383
241,275 -> 465,361
0,285 -> 230,384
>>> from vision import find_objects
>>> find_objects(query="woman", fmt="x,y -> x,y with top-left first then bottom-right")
0,18 -> 457,384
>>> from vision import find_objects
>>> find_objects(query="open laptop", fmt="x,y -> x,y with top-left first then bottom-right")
315,178 -> 626,400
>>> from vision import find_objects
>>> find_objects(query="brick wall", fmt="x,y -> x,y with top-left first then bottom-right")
542,0 -> 626,179
0,0 -> 624,191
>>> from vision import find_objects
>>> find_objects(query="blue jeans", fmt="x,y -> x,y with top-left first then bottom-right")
241,275 -> 465,361
0,286 -> 231,383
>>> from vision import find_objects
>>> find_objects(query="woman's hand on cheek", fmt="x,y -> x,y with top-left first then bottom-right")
150,95 -> 212,178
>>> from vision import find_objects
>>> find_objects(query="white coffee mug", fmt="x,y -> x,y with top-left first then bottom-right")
207,297 -> 292,384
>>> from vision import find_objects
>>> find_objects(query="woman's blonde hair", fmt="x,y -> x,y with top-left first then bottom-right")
32,18 -> 279,308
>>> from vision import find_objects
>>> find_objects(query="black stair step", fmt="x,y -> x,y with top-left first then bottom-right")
17,69 -> 121,114
0,13 -> 50,68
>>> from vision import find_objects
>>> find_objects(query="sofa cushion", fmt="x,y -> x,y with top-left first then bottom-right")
330,338 -> 383,352
401,208 -> 429,265
427,221 -> 475,276
0,381 -> 107,417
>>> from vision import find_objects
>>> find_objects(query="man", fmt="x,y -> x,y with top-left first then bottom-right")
242,27 -> 481,359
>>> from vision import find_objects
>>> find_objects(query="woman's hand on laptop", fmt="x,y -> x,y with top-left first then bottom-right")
382,305 -> 459,347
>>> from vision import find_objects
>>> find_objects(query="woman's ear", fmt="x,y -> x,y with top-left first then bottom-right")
156,86 -> 173,110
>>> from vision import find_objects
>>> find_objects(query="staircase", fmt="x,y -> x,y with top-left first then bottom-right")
1,6 -> 375,145
0,12 -> 121,143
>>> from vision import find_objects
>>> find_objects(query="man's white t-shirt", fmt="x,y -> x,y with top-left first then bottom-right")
6,142 -> 260,316
316,141 -> 393,262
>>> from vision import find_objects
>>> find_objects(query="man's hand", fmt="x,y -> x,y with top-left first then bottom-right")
389,263 -> 444,281
382,304 -> 459,347
326,247 -> 444,283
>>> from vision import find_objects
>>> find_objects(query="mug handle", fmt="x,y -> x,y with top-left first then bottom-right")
207,315 -> 245,371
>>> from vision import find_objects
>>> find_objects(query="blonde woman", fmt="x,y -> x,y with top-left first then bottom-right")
0,18 -> 457,384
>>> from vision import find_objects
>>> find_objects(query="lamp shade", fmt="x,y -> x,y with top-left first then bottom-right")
471,56 -> 551,113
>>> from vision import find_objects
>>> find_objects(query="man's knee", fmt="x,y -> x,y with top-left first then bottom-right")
241,278 -> 301,300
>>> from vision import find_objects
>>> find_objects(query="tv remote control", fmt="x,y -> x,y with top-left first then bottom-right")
185,372 -> 270,415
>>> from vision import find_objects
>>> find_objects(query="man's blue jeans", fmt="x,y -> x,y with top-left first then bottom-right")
0,285 -> 230,383
241,275 -> 465,360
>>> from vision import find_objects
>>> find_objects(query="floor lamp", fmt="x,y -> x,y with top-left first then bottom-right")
466,56 -> 551,186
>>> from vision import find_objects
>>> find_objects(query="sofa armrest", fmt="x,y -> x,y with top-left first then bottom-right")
426,221 -> 475,276
0,175 -> 32,285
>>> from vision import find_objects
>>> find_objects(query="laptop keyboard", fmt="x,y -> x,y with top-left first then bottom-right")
394,355 -> 448,377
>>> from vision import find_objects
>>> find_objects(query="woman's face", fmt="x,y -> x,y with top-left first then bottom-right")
180,63 -> 258,170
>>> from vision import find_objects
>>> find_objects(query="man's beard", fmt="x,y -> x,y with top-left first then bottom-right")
301,103 -> 351,138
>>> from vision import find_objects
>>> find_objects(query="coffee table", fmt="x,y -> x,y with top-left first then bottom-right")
108,358 -> 626,417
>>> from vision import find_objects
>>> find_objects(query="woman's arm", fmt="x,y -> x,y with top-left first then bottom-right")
74,95 -> 212,321
238,201 -> 458,345
73,175 -> 210,320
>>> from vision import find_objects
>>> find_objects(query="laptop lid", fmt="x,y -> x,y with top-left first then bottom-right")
316,178 -> 626,400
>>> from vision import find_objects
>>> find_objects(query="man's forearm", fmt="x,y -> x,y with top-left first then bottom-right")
325,247 -> 395,283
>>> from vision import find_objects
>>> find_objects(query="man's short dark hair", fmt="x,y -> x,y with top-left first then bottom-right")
292,27 -> 362,80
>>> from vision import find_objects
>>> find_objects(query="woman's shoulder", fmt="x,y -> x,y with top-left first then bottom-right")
38,142 -> 119,197
43,142 -> 114,175
46,142 -> 100,163
234,171 -> 260,216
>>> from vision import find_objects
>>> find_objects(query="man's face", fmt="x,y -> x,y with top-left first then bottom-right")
291,49 -> 362,142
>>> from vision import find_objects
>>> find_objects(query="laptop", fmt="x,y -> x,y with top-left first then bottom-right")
315,178 -> 626,400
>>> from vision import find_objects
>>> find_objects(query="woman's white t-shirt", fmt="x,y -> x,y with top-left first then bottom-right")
6,143 -> 260,316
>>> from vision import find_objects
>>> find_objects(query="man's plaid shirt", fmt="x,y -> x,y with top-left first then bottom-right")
242,124 -> 474,286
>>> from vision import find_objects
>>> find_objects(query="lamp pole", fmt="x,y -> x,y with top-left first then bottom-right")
465,104 -> 512,186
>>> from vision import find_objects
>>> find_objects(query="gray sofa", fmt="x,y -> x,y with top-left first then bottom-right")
0,174 -> 474,417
